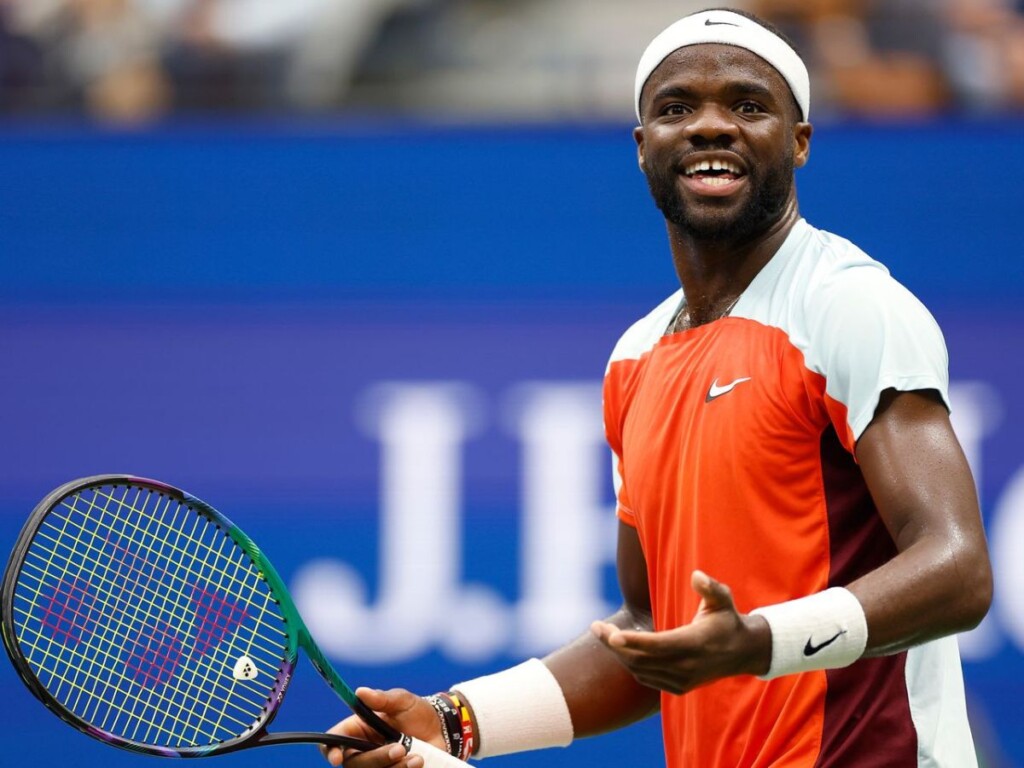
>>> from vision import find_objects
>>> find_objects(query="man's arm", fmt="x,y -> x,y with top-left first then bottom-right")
592,388 -> 991,691
847,388 -> 992,652
547,520 -> 661,736
323,521 -> 660,766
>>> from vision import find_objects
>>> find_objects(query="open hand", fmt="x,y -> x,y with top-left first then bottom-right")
591,570 -> 771,694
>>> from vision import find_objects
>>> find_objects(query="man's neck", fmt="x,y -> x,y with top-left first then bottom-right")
668,205 -> 800,326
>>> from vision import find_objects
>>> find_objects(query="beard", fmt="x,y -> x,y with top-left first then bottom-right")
644,150 -> 795,243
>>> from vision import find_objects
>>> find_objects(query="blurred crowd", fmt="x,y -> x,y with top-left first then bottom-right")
1,0 -> 1023,123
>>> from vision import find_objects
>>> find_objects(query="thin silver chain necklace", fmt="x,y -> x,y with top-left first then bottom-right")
667,294 -> 742,334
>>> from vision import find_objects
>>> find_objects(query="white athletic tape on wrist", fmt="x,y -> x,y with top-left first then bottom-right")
452,658 -> 574,758
750,587 -> 868,679
634,9 -> 810,122
408,737 -> 472,767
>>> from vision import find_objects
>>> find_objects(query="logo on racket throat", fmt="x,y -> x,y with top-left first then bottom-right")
233,655 -> 258,680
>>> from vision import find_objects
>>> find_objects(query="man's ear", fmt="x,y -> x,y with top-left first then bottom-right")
794,122 -> 813,168
634,125 -> 646,172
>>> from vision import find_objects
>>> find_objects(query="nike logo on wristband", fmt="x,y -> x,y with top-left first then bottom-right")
705,18 -> 739,27
804,629 -> 847,656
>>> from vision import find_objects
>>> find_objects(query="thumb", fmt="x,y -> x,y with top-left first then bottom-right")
355,687 -> 419,716
691,570 -> 735,614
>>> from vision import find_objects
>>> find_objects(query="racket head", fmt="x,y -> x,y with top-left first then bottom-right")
1,475 -> 303,757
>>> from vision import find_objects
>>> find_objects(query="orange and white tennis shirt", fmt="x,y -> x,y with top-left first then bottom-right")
604,219 -> 976,767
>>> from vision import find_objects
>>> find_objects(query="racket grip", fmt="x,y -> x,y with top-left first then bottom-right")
408,737 -> 472,767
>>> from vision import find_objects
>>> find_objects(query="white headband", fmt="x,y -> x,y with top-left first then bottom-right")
634,10 -> 810,122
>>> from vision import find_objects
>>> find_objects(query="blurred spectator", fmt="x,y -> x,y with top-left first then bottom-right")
7,0 -> 170,122
1,0 -> 1023,121
345,0 -> 725,119
943,0 -> 1024,110
164,0 -> 431,110
0,0 -> 432,119
752,0 -> 1024,117
750,0 -> 950,117
0,0 -> 44,112
285,0 -> 436,108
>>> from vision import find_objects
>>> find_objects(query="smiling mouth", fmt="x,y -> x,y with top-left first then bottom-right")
682,159 -> 745,188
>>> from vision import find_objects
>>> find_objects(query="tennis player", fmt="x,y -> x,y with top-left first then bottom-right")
324,8 -> 992,767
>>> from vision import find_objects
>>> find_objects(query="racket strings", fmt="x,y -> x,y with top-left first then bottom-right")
14,540 -> 270,741
15,490 -> 257,746
11,484 -> 291,749
20,515 -> 287,658
12,528 -> 284,733
19,488 -> 262,739
17,486 -> 279,746
31,490 -> 285,611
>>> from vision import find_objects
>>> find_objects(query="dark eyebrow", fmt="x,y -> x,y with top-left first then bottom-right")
650,80 -> 778,105
727,81 -> 776,100
649,85 -> 700,104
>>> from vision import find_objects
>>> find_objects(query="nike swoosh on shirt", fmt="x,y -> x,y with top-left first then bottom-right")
705,18 -> 739,27
705,377 -> 751,402
804,630 -> 847,656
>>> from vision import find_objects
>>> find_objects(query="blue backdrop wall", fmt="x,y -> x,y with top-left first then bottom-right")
1,121 -> 1022,767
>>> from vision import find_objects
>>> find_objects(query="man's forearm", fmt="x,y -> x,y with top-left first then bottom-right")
545,608 -> 661,738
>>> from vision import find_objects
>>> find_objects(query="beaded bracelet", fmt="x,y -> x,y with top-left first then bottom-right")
426,693 -> 463,758
446,691 -> 475,761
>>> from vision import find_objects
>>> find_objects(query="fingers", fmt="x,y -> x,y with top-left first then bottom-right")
321,694 -> 405,768
590,572 -> 738,654
324,742 -> 424,768
691,570 -> 735,613
354,687 -> 389,710
356,687 -> 421,716
590,620 -> 629,648
591,619 -> 668,650
322,715 -> 376,765
591,620 -> 673,654
322,687 -> 451,766
589,574 -> 756,696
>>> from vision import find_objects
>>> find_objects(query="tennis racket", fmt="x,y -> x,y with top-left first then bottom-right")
1,475 -> 465,765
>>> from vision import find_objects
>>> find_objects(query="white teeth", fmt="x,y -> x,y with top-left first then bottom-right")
684,159 -> 742,176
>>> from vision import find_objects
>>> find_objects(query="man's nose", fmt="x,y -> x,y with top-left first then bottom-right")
683,104 -> 739,144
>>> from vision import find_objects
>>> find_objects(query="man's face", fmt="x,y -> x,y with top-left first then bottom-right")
634,44 -> 811,242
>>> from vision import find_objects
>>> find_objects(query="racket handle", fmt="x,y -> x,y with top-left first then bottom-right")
256,732 -> 381,752
351,695 -> 404,742
408,737 -> 472,767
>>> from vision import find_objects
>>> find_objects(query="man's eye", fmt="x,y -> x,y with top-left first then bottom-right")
737,102 -> 765,114
663,104 -> 689,116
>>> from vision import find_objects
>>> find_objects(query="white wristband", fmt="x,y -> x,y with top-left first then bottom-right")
408,737 -> 472,767
750,587 -> 868,679
451,658 -> 574,758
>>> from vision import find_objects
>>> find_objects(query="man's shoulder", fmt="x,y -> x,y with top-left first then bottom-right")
790,221 -> 921,313
605,290 -> 680,370
791,220 -> 888,282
